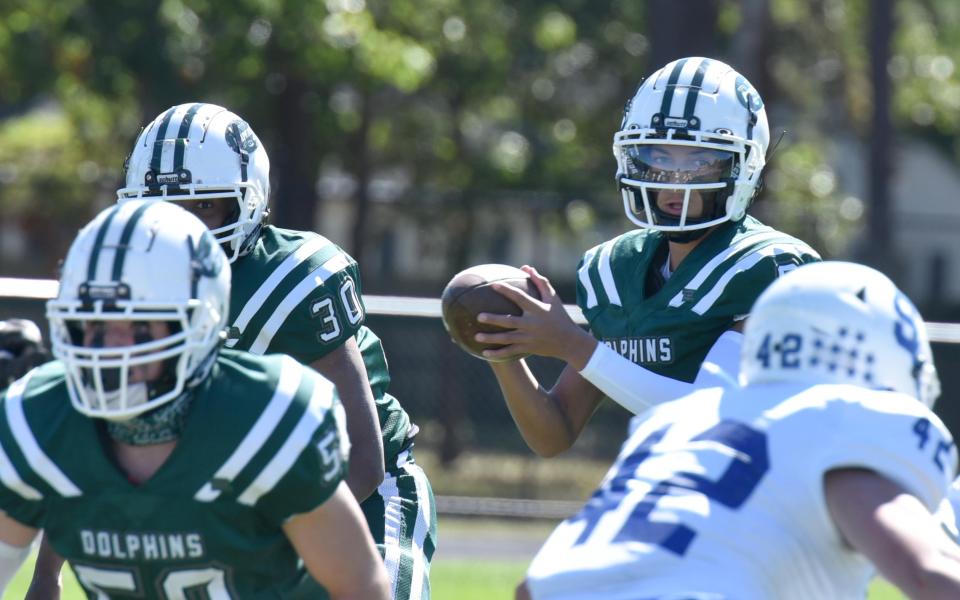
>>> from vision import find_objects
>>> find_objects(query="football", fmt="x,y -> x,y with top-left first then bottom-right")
441,264 -> 541,361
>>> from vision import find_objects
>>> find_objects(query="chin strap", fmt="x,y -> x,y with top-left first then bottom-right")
106,348 -> 218,446
107,388 -> 194,445
664,227 -> 714,243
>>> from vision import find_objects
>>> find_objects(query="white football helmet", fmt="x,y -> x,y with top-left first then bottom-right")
614,57 -> 770,241
47,200 -> 230,420
117,102 -> 270,262
742,262 -> 940,408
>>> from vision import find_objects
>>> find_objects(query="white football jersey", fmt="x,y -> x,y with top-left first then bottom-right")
936,476 -> 960,545
527,382 -> 957,600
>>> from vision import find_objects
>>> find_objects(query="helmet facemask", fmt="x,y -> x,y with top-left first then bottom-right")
615,128 -> 763,242
614,58 -> 770,240
117,182 -> 265,263
48,304 -> 211,421
47,200 -> 231,439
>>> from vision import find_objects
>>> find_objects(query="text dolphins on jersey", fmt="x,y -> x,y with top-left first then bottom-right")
602,336 -> 673,365
80,529 -> 205,561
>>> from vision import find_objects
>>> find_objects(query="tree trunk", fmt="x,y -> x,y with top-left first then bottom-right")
649,0 -> 720,68
865,0 -> 896,278
350,89 -> 373,261
271,74 -> 320,233
731,0 -> 774,103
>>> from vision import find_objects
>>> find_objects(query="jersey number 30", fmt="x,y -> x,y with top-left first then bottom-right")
311,277 -> 364,343
571,420 -> 769,556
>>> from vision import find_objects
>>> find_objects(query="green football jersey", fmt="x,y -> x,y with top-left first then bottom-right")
576,216 -> 820,382
0,351 -> 347,599
226,225 -> 412,465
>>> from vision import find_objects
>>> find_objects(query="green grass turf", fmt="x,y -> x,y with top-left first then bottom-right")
428,559 -> 908,600
1,550 -> 907,599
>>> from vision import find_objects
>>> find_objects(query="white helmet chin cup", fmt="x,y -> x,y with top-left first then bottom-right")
741,262 -> 940,409
614,57 -> 769,233
117,103 -> 271,263
47,200 -> 231,420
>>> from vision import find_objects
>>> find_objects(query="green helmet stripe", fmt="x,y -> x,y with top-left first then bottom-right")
658,57 -> 689,118
172,103 -> 203,173
149,106 -> 178,175
86,205 -> 121,281
682,58 -> 711,121
110,201 -> 153,282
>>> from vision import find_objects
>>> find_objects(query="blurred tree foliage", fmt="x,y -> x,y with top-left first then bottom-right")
1,0 -> 959,281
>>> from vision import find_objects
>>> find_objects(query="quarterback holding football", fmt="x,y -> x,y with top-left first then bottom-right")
473,57 -> 820,456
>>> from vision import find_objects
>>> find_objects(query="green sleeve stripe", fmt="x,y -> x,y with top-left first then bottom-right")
596,241 -> 622,307
195,356 -> 303,502
237,375 -> 336,506
577,244 -> 602,309
248,252 -> 352,355
691,244 -> 810,316
668,230 -> 785,308
225,235 -> 334,349
4,373 -> 81,497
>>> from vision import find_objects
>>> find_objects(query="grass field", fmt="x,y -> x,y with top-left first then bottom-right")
1,548 -> 908,600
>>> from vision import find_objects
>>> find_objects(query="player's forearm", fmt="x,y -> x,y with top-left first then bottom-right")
24,536 -> 64,600
331,579 -> 390,600
489,360 -> 578,457
552,325 -> 599,371
310,345 -> 385,502
893,544 -> 960,599
344,448 -> 384,502
335,397 -> 384,502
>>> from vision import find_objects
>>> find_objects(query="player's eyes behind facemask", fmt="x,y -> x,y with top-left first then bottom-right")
624,145 -> 736,185
69,319 -> 183,415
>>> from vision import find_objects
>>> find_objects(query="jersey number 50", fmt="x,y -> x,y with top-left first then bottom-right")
73,564 -> 232,599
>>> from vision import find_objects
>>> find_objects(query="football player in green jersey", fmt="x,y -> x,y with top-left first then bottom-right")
0,200 -> 390,599
475,57 -> 820,457
115,103 -> 436,600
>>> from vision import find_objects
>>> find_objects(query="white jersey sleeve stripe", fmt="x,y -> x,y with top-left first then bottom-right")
668,231 -> 785,307
577,245 -> 602,310
225,235 -> 333,348
597,241 -> 622,307
195,356 -> 302,502
0,440 -> 41,501
4,374 -> 81,498
691,244 -> 811,316
0,376 -> 42,501
247,252 -> 352,355
237,375 -> 336,506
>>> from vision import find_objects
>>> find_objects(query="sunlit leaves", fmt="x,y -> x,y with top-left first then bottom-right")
534,10 -> 576,51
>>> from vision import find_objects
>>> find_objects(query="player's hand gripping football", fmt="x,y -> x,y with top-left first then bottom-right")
476,265 -> 597,368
